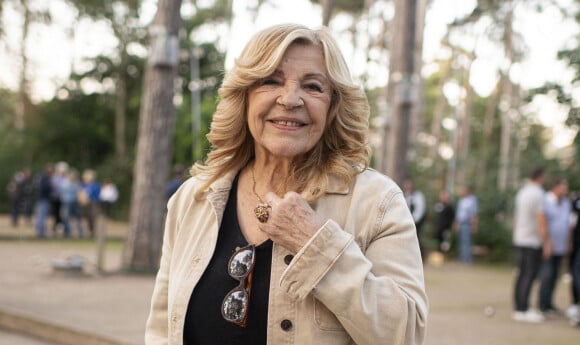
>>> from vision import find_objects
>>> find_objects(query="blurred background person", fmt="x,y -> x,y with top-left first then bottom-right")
100,178 -> 119,219
6,167 -> 32,227
50,161 -> 69,235
433,189 -> 455,253
403,178 -> 427,258
60,169 -> 84,238
81,169 -> 100,238
568,192 -> 580,325
512,167 -> 547,323
538,178 -> 571,316
454,185 -> 478,264
166,163 -> 186,200
35,163 -> 54,238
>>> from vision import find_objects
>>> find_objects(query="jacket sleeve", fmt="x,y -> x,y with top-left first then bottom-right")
144,199 -> 177,345
280,187 -> 428,345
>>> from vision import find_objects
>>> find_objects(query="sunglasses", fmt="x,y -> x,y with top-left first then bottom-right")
221,244 -> 256,327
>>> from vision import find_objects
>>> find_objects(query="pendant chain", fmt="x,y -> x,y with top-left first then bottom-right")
251,165 -> 268,205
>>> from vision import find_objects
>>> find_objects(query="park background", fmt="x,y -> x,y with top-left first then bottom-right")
2,0 -> 578,267
0,0 -> 579,344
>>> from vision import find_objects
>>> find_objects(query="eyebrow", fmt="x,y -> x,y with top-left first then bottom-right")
304,73 -> 329,84
271,69 -> 329,84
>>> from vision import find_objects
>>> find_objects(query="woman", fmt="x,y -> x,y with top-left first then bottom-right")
146,23 -> 427,345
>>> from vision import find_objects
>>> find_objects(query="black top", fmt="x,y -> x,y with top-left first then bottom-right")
37,173 -> 52,200
183,173 -> 273,345
434,202 -> 455,233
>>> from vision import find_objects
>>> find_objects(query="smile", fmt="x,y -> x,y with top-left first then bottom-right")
270,120 -> 305,127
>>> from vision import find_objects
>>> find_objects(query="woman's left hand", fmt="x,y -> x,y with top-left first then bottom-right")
261,191 -> 326,253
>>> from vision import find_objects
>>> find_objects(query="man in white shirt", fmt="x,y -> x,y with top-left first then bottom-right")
99,178 -> 119,218
512,168 -> 547,323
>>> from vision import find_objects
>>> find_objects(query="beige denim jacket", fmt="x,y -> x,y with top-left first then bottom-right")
145,168 -> 428,345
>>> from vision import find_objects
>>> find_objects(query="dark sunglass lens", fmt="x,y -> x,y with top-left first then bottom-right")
222,288 -> 249,323
228,248 -> 254,278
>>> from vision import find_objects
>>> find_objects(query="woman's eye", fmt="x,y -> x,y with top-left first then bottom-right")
305,83 -> 323,92
261,78 -> 280,85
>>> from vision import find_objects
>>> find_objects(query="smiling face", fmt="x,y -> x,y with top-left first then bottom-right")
247,43 -> 332,161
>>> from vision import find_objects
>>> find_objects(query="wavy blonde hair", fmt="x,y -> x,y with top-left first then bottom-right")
193,23 -> 371,202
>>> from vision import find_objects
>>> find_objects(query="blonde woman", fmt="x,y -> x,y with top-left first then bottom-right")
146,23 -> 427,345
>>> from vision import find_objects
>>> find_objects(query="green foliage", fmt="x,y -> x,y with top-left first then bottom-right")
0,1 -> 229,218
472,189 -> 514,262
68,0 -> 139,19
336,0 -> 366,13
526,0 -> 579,169
182,0 -> 233,31
27,93 -> 115,167
310,0 -> 366,14
94,156 -> 134,219
173,96 -> 218,165
0,90 -> 21,213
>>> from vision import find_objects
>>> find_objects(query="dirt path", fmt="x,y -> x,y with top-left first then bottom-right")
424,261 -> 578,345
0,216 -> 578,344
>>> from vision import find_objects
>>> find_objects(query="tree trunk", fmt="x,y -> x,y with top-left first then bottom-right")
456,55 -> 474,188
475,77 -> 501,191
377,0 -> 426,185
15,0 -> 32,131
498,86 -> 512,192
409,0 -> 427,144
122,0 -> 182,272
428,47 -> 454,162
509,83 -> 522,190
320,0 -> 337,26
498,9 -> 515,192
114,53 -> 128,165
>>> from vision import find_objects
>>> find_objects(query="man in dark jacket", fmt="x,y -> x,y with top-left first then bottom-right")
434,190 -> 455,252
35,164 -> 53,238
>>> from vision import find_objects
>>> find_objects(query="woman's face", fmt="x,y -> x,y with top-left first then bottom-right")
247,43 -> 332,160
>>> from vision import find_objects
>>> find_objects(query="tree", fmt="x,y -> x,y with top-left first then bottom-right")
376,0 -> 427,185
528,0 -> 580,188
0,0 -> 51,132
67,0 -> 144,166
310,0 -> 366,26
122,0 -> 183,271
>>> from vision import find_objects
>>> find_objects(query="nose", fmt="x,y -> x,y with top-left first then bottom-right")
277,83 -> 304,109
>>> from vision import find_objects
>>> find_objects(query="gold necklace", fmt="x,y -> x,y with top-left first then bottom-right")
251,165 -> 272,223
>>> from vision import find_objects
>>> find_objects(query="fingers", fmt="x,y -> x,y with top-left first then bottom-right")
265,192 -> 282,208
261,191 -> 321,253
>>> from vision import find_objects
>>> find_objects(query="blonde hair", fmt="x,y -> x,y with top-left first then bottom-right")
193,23 -> 371,202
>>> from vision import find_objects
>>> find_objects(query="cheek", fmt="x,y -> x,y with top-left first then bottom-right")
246,100 -> 264,130
312,102 -> 331,130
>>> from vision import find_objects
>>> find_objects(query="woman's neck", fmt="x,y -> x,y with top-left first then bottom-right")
250,157 -> 295,196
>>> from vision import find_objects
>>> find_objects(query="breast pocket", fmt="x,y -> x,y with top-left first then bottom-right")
313,298 -> 345,331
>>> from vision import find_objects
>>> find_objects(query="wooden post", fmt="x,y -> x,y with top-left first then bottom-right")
96,212 -> 107,273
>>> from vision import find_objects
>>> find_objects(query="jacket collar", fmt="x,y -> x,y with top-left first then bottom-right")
326,173 -> 350,195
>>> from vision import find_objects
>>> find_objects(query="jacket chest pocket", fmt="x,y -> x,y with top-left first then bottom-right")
313,298 -> 345,332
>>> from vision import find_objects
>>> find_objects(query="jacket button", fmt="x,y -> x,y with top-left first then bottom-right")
284,255 -> 294,265
280,319 -> 293,331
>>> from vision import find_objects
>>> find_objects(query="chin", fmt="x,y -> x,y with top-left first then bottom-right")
266,144 -> 309,159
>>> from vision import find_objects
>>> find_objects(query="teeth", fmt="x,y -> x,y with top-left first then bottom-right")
273,120 -> 302,127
